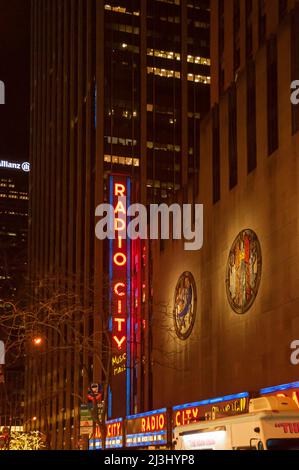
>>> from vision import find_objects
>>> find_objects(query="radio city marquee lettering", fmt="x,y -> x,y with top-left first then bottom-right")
126,409 -> 168,448
174,396 -> 249,427
107,419 -> 122,438
106,419 -> 123,449
0,160 -> 30,172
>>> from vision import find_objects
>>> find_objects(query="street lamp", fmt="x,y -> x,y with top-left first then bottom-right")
32,337 -> 43,347
30,339 -> 51,449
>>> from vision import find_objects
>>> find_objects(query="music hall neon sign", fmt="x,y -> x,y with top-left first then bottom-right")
109,175 -> 132,417
111,180 -> 129,364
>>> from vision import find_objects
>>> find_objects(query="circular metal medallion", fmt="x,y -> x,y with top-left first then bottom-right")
173,272 -> 197,340
226,229 -> 262,314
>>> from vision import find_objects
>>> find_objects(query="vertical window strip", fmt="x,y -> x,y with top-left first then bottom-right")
212,104 -> 220,203
267,36 -> 279,155
247,60 -> 257,173
291,5 -> 299,135
228,84 -> 238,189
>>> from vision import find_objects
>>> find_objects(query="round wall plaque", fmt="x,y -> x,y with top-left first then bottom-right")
226,229 -> 262,314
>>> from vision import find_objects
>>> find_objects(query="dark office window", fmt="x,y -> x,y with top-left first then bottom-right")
233,0 -> 240,72
258,0 -> 266,46
219,0 -> 225,95
220,68 -> 225,92
247,60 -> 257,173
212,105 -> 220,204
233,0 -> 240,31
267,36 -> 279,155
219,0 -> 224,52
291,4 -> 299,135
246,22 -> 253,59
228,84 -> 238,189
246,0 -> 253,59
234,48 -> 241,74
279,0 -> 288,19
246,0 -> 253,16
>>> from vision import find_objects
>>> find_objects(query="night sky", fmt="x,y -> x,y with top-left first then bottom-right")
0,0 -> 30,160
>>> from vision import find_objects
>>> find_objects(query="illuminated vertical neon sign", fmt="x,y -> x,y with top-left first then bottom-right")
109,175 -> 132,418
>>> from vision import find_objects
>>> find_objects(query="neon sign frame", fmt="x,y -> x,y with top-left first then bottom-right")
109,175 -> 132,418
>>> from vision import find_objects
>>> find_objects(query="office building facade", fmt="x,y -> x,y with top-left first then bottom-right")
28,0 -> 210,449
150,0 -> 299,410
0,160 -> 29,430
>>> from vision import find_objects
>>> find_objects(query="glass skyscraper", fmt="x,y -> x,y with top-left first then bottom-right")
28,0 -> 210,449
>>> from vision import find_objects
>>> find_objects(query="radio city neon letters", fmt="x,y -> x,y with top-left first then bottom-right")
114,283 -> 125,296
107,421 -> 122,438
112,181 -> 128,357
141,414 -> 165,433
175,408 -> 199,427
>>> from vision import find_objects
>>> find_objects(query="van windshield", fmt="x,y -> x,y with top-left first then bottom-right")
266,439 -> 299,450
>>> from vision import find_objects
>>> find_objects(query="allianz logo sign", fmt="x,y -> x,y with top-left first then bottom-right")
0,81 -> 4,104
0,160 -> 30,172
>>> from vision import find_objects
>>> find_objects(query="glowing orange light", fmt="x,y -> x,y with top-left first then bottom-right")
107,422 -> 122,438
113,336 -> 126,349
114,184 -> 126,197
118,236 -> 123,249
114,201 -> 126,215
114,218 -> 126,232
114,318 -> 126,332
114,253 -> 127,266
114,283 -> 125,296
33,337 -> 43,346
118,300 -> 122,313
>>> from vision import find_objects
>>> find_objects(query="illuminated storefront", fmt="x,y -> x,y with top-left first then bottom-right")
87,381 -> 299,450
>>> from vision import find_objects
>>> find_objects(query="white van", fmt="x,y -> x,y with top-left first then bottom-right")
173,396 -> 299,450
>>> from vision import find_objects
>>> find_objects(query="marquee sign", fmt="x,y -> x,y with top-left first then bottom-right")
109,175 -> 132,418
126,409 -> 169,448
106,418 -> 123,449
88,418 -> 123,450
173,393 -> 250,426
